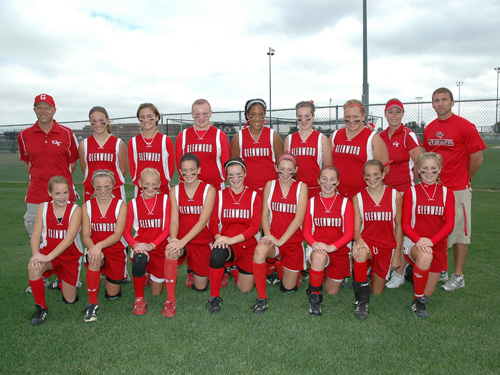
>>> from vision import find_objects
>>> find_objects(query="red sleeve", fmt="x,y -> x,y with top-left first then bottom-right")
430,188 -> 455,246
166,136 -> 175,181
152,197 -> 170,246
175,133 -> 183,174
303,200 -> 316,245
208,193 -> 221,238
69,131 -> 79,163
127,139 -> 136,182
220,132 -> 231,178
464,122 -> 487,155
123,201 -> 137,246
18,131 -> 28,162
401,188 -> 421,243
406,129 -> 422,150
332,199 -> 354,250
241,193 -> 262,240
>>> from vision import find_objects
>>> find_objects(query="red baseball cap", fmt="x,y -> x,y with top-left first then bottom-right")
385,99 -> 404,112
34,93 -> 56,108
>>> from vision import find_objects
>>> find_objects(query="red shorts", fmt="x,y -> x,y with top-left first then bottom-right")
100,247 -> 128,281
366,242 -> 394,280
325,251 -> 351,281
131,247 -> 166,282
231,240 -> 257,274
277,243 -> 305,272
178,243 -> 211,277
41,247 -> 82,286
404,237 -> 447,274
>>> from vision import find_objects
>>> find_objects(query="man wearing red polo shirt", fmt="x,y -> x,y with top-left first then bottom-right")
18,94 -> 79,236
423,87 -> 487,291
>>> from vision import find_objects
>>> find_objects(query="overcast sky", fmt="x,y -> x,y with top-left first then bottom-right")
1,0 -> 499,126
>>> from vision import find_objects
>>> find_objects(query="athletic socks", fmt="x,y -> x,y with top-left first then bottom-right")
209,267 -> 224,298
308,269 -> 324,294
29,278 -> 47,309
275,260 -> 283,280
86,269 -> 101,305
354,260 -> 368,283
253,261 -> 267,299
133,276 -> 145,299
164,259 -> 178,301
413,264 -> 430,298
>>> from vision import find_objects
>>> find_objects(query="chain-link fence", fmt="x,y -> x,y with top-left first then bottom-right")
1,99 -> 499,151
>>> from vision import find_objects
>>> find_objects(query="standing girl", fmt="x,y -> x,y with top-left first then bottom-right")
163,153 -> 216,317
207,158 -> 262,313
284,101 -> 332,197
402,152 -> 455,318
351,160 -> 403,319
80,106 -> 127,201
303,166 -> 354,317
128,103 -> 175,197
81,170 -> 127,323
251,153 -> 307,315
27,176 -> 83,325
123,168 -> 170,316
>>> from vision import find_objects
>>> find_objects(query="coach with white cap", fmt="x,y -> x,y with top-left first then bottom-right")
17,94 -> 79,235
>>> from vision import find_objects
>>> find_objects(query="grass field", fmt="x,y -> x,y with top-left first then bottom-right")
1,143 -> 499,375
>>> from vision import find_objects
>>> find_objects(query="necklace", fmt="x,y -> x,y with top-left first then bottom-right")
185,180 -> 201,201
250,127 -> 264,144
279,180 -> 292,200
142,132 -> 157,148
93,134 -> 110,149
367,186 -> 385,207
319,193 -> 337,213
52,202 -> 66,226
420,183 -> 438,201
97,198 -> 112,219
193,127 -> 209,141
143,193 -> 158,215
299,129 -> 313,143
229,187 -> 247,205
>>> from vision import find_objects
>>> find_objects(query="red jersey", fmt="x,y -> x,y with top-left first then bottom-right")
18,120 -> 79,204
238,126 -> 277,191
266,180 -> 303,244
124,193 -> 170,251
86,196 -> 127,252
40,201 -> 83,261
424,114 -> 487,190
82,135 -> 125,189
380,125 -> 421,192
402,183 -> 455,249
356,187 -> 397,249
303,193 -> 354,255
128,132 -> 174,193
209,187 -> 261,247
331,127 -> 375,199
175,126 -> 230,190
174,181 -> 213,245
287,130 -> 323,190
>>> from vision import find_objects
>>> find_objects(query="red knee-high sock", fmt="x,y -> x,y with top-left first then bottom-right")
308,269 -> 324,295
133,276 -> 145,299
86,269 -> 101,305
253,261 -> 267,299
275,260 -> 283,280
354,260 -> 368,283
164,259 -> 178,301
413,264 -> 430,298
209,267 -> 224,297
231,268 -> 239,284
30,278 -> 46,309
266,258 -> 276,275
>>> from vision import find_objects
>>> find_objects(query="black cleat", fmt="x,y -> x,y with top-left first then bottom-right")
30,305 -> 48,326
308,293 -> 322,316
207,296 -> 223,314
354,301 -> 369,320
252,298 -> 268,315
412,297 -> 429,318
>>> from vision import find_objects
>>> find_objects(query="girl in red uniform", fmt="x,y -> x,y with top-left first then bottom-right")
128,103 -> 175,197
284,101 -> 332,197
330,99 -> 389,199
207,158 -> 262,313
351,160 -> 403,319
79,106 -> 127,201
123,168 -> 171,316
163,153 -> 216,317
380,99 -> 424,289
231,99 -> 284,197
81,169 -> 127,323
402,152 -> 455,318
251,153 -> 308,315
303,166 -> 354,316
28,176 -> 83,326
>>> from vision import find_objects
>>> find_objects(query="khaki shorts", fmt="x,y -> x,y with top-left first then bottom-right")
448,188 -> 472,247
24,203 -> 39,236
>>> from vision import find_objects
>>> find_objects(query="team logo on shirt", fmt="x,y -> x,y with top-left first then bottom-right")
334,144 -> 361,155
290,147 -> 316,156
244,148 -> 270,157
52,140 -> 62,146
435,131 -> 444,138
392,141 -> 400,147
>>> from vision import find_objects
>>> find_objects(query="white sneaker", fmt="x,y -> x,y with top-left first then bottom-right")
440,274 -> 465,291
386,271 -> 405,289
438,271 -> 449,282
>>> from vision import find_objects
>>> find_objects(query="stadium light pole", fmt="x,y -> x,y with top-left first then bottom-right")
329,98 -> 332,126
495,67 -> 500,125
267,47 -> 275,127
456,81 -> 464,116
361,0 -> 369,116
415,96 -> 423,127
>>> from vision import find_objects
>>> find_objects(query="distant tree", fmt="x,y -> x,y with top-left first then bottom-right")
4,131 -> 18,140
405,121 -> 425,133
